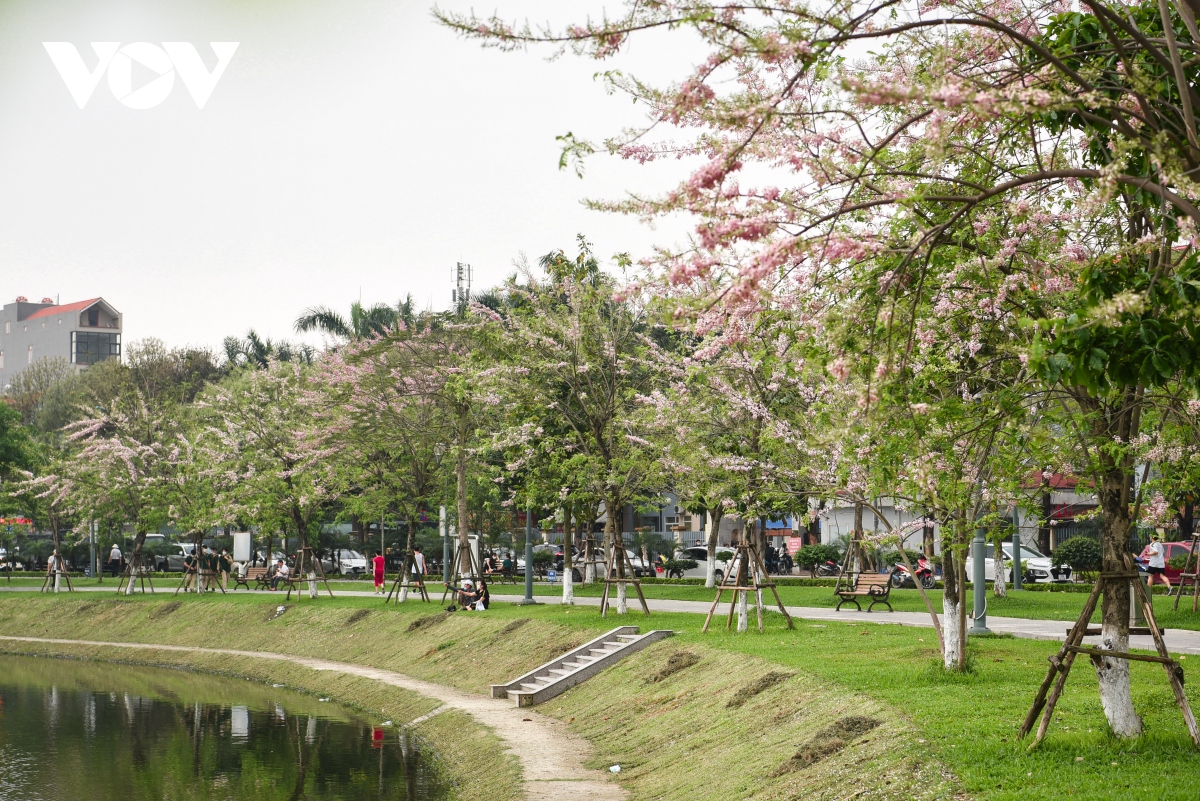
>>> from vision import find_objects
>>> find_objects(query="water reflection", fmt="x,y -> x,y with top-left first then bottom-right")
0,656 -> 444,801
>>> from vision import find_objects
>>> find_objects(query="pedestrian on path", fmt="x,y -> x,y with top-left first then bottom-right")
46,549 -> 61,593
412,545 -> 426,578
1145,532 -> 1171,590
218,549 -> 233,592
107,544 -> 122,578
372,550 -> 385,594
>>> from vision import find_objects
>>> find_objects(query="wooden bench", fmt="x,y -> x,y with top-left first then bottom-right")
835,571 -> 894,612
232,566 -> 269,591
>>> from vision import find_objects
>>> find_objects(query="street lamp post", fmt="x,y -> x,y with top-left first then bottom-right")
969,524 -> 991,634
520,505 -> 537,605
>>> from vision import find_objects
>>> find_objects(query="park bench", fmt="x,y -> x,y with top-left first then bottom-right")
485,566 -> 519,584
232,567 -> 269,591
835,571 -> 894,612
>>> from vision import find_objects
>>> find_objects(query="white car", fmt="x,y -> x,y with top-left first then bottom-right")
321,549 -> 368,576
669,546 -> 730,582
964,541 -> 1072,584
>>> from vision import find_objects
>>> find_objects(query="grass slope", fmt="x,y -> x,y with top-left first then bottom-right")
0,592 -> 1198,799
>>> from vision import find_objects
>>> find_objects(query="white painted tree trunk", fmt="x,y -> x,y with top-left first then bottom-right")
993,549 -> 1007,598
942,593 -> 962,669
53,571 -> 60,593
617,583 -> 628,614
706,559 -> 716,588
1096,622 -> 1143,737
584,555 -> 595,585
307,571 -> 317,599
399,575 -> 409,603
562,569 -> 574,605
737,590 -> 748,632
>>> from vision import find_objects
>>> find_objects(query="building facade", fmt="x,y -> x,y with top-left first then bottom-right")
0,296 -> 122,390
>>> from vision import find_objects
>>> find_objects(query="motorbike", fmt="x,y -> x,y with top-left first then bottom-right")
815,560 -> 840,577
891,555 -> 937,589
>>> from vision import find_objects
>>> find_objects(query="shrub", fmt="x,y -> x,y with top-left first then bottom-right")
795,544 -> 841,575
662,558 -> 698,575
1052,536 -> 1102,576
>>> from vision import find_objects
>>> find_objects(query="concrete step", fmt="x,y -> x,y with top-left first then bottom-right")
492,626 -> 640,699
495,629 -> 675,707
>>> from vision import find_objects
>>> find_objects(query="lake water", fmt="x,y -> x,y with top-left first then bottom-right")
0,655 -> 446,801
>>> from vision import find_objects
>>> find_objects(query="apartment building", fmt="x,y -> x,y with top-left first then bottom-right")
0,296 -> 122,390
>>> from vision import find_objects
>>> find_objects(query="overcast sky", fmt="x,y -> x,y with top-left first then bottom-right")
0,0 -> 692,351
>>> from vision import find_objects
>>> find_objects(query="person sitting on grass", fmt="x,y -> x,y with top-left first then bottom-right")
270,559 -> 290,590
474,580 -> 490,611
456,579 -> 477,610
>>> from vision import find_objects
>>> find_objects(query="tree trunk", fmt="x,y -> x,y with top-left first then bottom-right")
993,531 -> 1007,598
706,508 -> 724,588
940,526 -> 967,670
399,522 -> 417,603
852,502 -> 865,573
456,411 -> 471,578
125,531 -> 148,595
1095,460 -> 1142,737
1039,482 -> 1053,556
562,504 -> 574,605
605,494 -> 628,614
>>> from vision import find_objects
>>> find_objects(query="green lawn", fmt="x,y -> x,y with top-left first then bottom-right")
0,591 -> 1198,799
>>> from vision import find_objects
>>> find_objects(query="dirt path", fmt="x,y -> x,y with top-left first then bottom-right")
0,635 -> 623,801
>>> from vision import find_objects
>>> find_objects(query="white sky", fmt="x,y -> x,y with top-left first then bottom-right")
0,0 -> 695,351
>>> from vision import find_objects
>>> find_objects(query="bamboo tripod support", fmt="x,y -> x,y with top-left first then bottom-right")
285,546 -> 335,601
1173,533 -> 1200,612
174,564 -> 199,596
702,541 -> 794,633
115,554 -> 155,594
386,551 -> 430,604
598,543 -> 650,617
1019,554 -> 1200,750
440,540 -> 486,606
40,565 -> 74,593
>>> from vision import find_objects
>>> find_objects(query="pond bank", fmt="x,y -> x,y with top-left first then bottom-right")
0,594 -> 952,801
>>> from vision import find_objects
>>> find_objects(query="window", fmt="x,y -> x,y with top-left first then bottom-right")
71,331 -> 120,365
87,307 -> 99,327
0,350 -> 4,369
3,321 -> 8,334
27,345 -> 32,364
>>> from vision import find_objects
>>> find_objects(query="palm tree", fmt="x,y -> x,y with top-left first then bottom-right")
294,296 -> 415,341
222,330 -> 314,368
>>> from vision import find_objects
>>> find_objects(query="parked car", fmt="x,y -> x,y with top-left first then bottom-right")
668,546 -> 730,582
964,541 -> 1072,583
1136,540 -> 1193,583
158,543 -> 196,573
321,549 -> 368,576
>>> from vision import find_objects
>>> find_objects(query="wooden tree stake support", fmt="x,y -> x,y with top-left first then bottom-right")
285,546 -> 335,601
40,566 -> 74,593
1019,554 -> 1200,750
386,551 -> 430,604
115,554 -> 155,595
440,540 -> 486,606
599,542 -> 650,617
1173,533 -> 1200,613
701,541 -> 793,633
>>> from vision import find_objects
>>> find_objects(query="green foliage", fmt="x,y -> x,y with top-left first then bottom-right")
795,544 -> 841,572
1051,536 -> 1103,574
662,557 -> 698,573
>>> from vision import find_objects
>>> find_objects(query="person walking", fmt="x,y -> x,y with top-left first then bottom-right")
182,548 -> 199,592
218,548 -> 233,592
412,545 -> 427,579
1145,532 -> 1171,590
372,550 -> 385,594
107,543 -> 122,578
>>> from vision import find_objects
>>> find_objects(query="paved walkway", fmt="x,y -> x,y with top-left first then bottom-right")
8,584 -> 1200,655
0,634 -> 623,801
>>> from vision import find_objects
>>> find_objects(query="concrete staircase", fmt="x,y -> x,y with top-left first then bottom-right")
491,626 -> 673,707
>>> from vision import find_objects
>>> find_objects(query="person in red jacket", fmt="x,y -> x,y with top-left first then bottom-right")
372,550 -> 386,594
